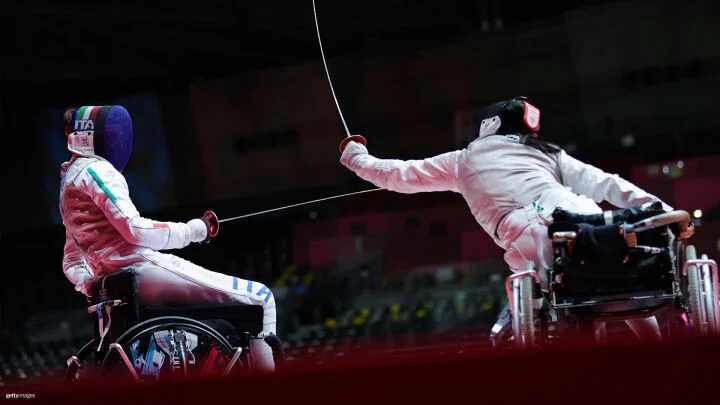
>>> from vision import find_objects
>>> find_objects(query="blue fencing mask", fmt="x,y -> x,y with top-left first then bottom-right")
66,105 -> 133,172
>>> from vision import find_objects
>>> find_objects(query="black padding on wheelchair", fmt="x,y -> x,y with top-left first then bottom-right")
548,204 -> 673,297
88,269 -> 141,346
569,223 -> 629,270
88,269 -> 264,350
550,201 -> 675,246
550,201 -> 665,230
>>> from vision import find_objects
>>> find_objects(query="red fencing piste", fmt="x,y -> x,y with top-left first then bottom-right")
16,334 -> 720,404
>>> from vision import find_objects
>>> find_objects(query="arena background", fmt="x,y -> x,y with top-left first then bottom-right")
1,0 -> 719,401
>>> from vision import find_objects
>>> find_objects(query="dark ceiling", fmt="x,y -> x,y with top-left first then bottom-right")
4,0 -> 614,98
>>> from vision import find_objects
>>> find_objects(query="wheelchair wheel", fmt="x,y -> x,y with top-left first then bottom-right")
99,316 -> 235,383
700,253 -> 720,334
684,245 -> 718,335
511,275 -> 536,349
64,339 -> 100,384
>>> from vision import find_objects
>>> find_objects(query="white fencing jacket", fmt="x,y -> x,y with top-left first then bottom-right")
340,135 -> 672,250
60,156 -> 206,295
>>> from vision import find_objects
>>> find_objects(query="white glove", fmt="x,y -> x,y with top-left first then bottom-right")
187,219 -> 208,243
339,135 -> 368,168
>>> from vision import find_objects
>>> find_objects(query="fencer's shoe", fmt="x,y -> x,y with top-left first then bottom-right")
489,302 -> 513,348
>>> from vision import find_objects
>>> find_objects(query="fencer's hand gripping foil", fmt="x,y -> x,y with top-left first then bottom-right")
200,211 -> 219,243
312,0 -> 351,138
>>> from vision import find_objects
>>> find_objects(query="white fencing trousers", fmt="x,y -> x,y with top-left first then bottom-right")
498,191 -> 662,343
96,248 -> 277,372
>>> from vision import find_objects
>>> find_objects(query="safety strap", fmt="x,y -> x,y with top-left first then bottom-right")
603,211 -> 614,225
96,303 -> 113,351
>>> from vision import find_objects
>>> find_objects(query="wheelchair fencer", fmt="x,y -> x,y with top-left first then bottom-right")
490,202 -> 720,349
64,269 -> 285,384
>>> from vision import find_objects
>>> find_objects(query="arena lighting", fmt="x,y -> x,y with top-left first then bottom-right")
662,161 -> 683,179
694,209 -> 703,219
621,134 -> 635,148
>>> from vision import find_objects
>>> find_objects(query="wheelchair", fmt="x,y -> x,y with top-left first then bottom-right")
492,202 -> 719,350
64,269 -> 284,384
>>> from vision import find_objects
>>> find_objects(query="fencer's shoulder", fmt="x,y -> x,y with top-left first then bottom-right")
467,134 -> 524,150
63,157 -> 95,181
556,150 -> 585,165
82,158 -> 124,183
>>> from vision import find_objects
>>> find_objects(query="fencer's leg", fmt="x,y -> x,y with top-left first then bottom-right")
132,252 -> 279,372
490,301 -> 513,347
220,277 -> 278,373
251,291 -> 277,373
503,224 -> 553,291
251,338 -> 274,373
625,316 -> 662,342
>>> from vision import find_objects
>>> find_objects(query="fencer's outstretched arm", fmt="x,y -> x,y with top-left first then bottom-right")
558,151 -> 673,211
340,139 -> 461,193
62,229 -> 95,296
77,159 -> 208,250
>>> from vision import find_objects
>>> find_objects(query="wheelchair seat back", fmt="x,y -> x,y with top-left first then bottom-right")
88,269 -> 141,349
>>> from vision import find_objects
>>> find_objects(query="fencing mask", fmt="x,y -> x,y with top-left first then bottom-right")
66,105 -> 133,172
477,96 -> 540,139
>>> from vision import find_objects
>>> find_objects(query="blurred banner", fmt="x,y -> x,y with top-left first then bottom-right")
41,92 -> 176,226
563,0 -> 720,142
189,65 -> 345,202
188,44 -> 479,203
454,0 -> 719,154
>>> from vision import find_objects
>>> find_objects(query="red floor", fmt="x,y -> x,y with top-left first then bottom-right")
11,331 -> 720,404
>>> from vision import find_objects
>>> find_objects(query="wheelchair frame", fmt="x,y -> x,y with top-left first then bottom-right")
504,210 -> 720,349
64,271 -> 284,384
97,316 -> 252,383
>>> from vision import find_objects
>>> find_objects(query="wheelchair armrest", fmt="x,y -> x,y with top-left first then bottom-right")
624,210 -> 690,234
87,300 -> 125,314
551,201 -> 665,227
552,231 -> 577,243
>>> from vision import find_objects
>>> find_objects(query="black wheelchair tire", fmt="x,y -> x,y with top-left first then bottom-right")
63,338 -> 100,384
99,316 -> 235,382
